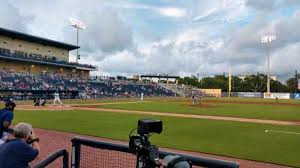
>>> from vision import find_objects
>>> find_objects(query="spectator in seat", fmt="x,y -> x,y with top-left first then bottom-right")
0,123 -> 40,168
0,100 -> 16,145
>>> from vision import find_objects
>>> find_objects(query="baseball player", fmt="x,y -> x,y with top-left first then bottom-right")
53,91 -> 63,106
192,94 -> 197,105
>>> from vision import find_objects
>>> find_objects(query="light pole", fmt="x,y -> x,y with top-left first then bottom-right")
228,67 -> 232,98
70,18 -> 86,63
261,35 -> 276,93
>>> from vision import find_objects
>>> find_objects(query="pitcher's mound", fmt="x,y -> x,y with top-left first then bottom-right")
187,103 -> 218,108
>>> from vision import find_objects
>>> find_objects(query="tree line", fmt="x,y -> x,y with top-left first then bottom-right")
177,73 -> 300,93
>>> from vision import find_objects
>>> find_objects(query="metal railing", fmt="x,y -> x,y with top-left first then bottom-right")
71,136 -> 239,168
33,149 -> 69,168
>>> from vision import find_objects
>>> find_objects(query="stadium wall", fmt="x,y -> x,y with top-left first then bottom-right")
0,35 -> 69,61
294,93 -> 300,99
263,93 -> 290,99
237,92 -> 262,98
221,92 -> 300,99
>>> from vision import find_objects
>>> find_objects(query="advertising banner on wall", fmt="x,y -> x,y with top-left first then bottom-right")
264,93 -> 290,99
294,93 -> 300,99
238,92 -> 262,98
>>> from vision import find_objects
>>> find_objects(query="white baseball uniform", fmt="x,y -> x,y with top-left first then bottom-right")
53,92 -> 63,105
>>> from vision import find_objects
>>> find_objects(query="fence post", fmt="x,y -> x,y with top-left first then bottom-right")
71,139 -> 81,168
63,149 -> 69,168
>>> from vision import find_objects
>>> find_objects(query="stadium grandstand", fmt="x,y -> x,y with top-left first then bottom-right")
0,27 -> 96,77
0,68 -> 177,100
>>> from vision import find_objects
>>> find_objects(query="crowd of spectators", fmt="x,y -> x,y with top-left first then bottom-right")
0,47 -> 95,69
0,69 -> 177,100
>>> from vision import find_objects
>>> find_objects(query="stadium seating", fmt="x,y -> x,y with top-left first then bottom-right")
0,69 -> 177,100
159,83 -> 207,97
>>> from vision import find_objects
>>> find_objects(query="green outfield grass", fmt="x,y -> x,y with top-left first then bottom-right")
14,109 -> 300,167
97,100 -> 300,121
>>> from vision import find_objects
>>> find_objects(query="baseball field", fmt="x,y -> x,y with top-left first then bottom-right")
11,98 -> 300,167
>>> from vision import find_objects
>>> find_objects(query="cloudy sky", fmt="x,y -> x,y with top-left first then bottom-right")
1,0 -> 300,80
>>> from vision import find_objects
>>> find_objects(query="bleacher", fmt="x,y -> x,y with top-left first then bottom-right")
159,83 -> 207,97
0,69 -> 177,100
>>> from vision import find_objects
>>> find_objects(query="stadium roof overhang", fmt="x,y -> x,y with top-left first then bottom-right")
76,66 -> 98,71
0,55 -> 97,71
0,27 -> 79,51
140,75 -> 180,79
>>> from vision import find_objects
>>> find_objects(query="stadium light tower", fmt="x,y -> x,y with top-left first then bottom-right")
70,18 -> 86,63
261,35 -> 276,93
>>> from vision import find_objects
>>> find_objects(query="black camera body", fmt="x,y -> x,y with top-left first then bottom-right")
138,119 -> 162,136
129,119 -> 163,168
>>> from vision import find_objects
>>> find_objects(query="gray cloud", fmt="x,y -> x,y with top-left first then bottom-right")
245,0 -> 300,10
272,42 -> 300,73
245,0 -> 279,10
8,0 -> 132,54
95,7 -> 300,79
96,31 -> 227,76
228,10 -> 300,54
0,1 -> 32,32
78,10 -> 133,53
219,9 -> 300,80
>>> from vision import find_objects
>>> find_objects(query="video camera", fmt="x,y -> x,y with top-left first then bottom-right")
137,119 -> 163,136
129,119 -> 163,168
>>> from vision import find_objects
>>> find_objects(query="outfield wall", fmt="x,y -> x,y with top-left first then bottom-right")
294,93 -> 300,99
238,92 -> 262,98
222,92 -> 263,98
263,93 -> 290,99
221,92 -> 300,99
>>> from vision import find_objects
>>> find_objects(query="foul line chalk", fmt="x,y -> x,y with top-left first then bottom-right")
265,130 -> 300,135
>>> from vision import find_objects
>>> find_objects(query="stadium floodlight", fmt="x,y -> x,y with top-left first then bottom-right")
70,18 -> 86,30
261,35 -> 276,93
69,18 -> 86,63
261,35 -> 276,43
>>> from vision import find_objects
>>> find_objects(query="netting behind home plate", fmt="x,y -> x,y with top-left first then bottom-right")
71,137 -> 136,168
71,136 -> 240,168
79,145 -> 136,168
